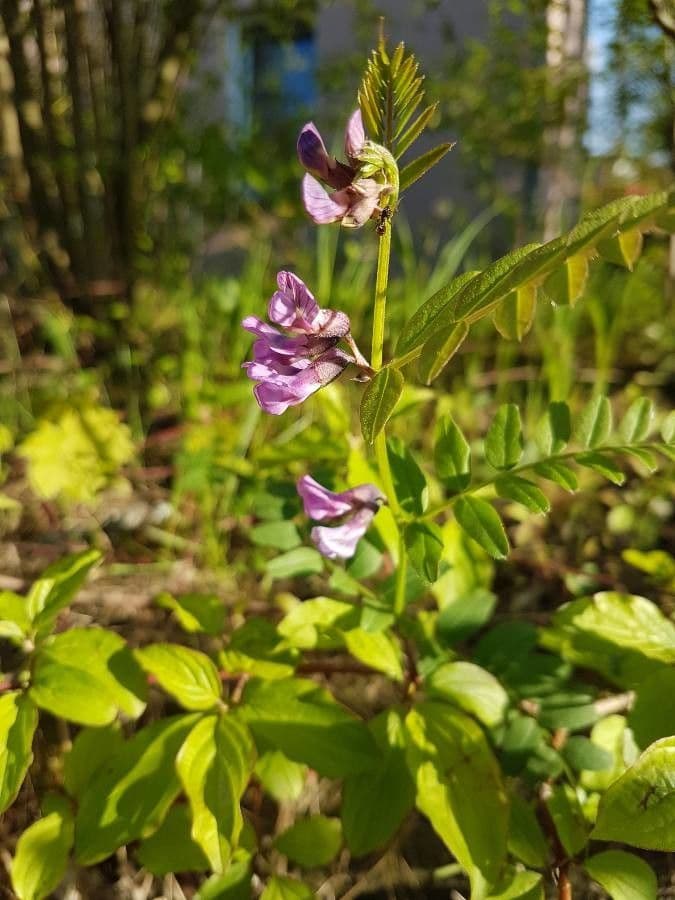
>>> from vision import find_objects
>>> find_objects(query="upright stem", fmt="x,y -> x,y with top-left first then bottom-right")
371,220 -> 392,370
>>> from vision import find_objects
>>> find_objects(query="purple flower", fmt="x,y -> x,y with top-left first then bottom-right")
297,474 -> 386,559
242,272 -> 353,415
297,110 -> 386,228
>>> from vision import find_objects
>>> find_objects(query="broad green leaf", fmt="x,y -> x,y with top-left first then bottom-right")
399,142 -> 454,192
662,410 -> 675,443
388,437 -> 427,514
533,460 -> 578,492
195,860 -> 252,900
418,320 -> 469,384
343,628 -> 404,681
177,714 -> 254,871
63,724 -> 124,798
266,547 -> 324,580
541,592 -> 675,688
434,415 -> 471,492
0,591 -> 30,642
485,405 -> 523,470
260,877 -> 313,900
30,628 -> 146,726
496,476 -> 550,514
597,228 -> 644,270
630,669 -> 675,748
0,692 -> 37,813
27,549 -> 102,636
454,496 -> 509,559
11,795 -> 74,900
75,714 -> 199,864
507,793 -> 548,869
249,521 -> 301,551
562,735 -> 614,772
406,701 -> 508,890
274,815 -> 342,867
593,736 -> 675,849
542,253 -> 588,306
156,592 -> 226,635
576,451 -> 625,485
360,366 -> 404,444
534,402 -> 571,455
404,521 -> 443,583
426,661 -> 508,727
585,850 -> 657,900
397,271 -> 480,356
619,397 -> 653,443
544,783 -> 589,856
486,869 -> 544,900
436,588 -> 497,645
135,643 -> 221,711
342,710 -> 415,856
240,678 -> 378,777
254,751 -> 306,802
136,804 -> 209,875
493,284 -> 537,341
277,597 -> 357,650
576,395 -> 612,448
581,715 -> 637,792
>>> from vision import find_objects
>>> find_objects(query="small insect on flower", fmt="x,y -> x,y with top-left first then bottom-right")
297,474 -> 386,559
297,110 -> 391,228
242,272 -> 355,415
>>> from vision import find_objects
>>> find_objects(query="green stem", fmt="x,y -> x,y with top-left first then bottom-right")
371,220 -> 392,370
393,530 -> 407,616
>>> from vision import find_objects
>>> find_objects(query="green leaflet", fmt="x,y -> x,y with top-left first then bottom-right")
454,496 -> 509,560
11,795 -> 74,900
135,643 -> 221,711
485,404 -> 523,470
274,815 -> 342,867
584,850 -> 657,900
360,366 -> 404,444
0,692 -> 37,814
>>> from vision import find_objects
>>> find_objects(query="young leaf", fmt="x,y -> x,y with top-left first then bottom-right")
26,549 -> 102,637
434,416 -> 471,492
136,805 -> 209,876
534,402 -> 571,455
492,284 -> 537,341
260,877 -> 313,900
135,643 -> 221,711
585,850 -> 657,900
533,460 -> 578,492
395,102 -> 438,158
11,795 -> 74,900
30,628 -> 147,726
342,629 -> 404,681
454,496 -> 509,559
542,253 -> 589,307
418,320 -> 469,384
388,437 -> 428,514
576,395 -> 612,448
619,397 -> 653,443
274,815 -> 342,868
404,521 -> 444,583
406,702 -> 508,889
75,713 -> 200,865
240,678 -> 378,777
593,736 -> 675,849
485,404 -> 523,470
360,366 -> 404,445
399,142 -> 455,192
0,692 -> 37,814
426,661 -> 508,727
496,476 -> 550,514
177,714 -> 254,871
597,228 -> 644,270
342,710 -> 415,857
0,591 -> 30,642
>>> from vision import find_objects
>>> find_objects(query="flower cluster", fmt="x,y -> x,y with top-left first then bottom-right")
242,271 -> 353,415
297,110 -> 391,228
297,475 -> 385,559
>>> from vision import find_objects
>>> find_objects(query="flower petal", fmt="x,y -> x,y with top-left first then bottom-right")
269,271 -> 321,331
297,475 -> 354,521
344,109 -> 366,162
302,174 -> 349,224
297,122 -> 332,180
311,507 -> 375,559
341,178 -> 383,228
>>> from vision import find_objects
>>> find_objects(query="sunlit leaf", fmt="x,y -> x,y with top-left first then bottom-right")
360,366 -> 404,444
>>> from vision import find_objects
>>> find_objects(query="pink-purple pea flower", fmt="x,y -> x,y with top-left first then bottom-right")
242,271 -> 354,415
297,474 -> 386,559
297,110 -> 386,228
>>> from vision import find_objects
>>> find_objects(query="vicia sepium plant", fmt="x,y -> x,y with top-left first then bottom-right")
2,33 -> 675,900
